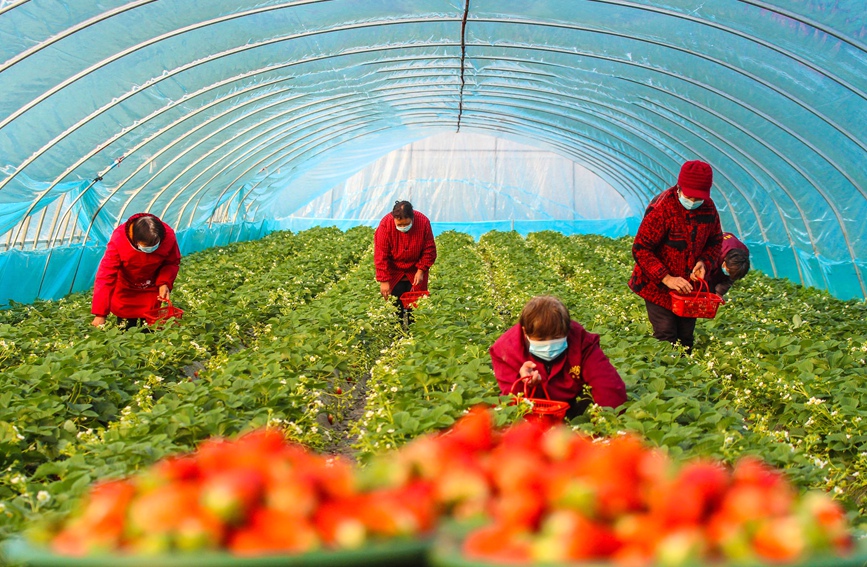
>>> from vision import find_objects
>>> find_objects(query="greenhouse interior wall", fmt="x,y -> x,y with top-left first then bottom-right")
1,1 -> 865,307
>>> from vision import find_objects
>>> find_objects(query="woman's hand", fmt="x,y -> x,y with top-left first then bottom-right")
519,361 -> 542,389
379,281 -> 391,299
158,285 -> 170,302
412,269 -> 424,287
690,261 -> 707,281
663,274 -> 693,294
91,316 -> 106,327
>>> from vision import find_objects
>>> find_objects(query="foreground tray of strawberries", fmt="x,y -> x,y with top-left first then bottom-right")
3,408 -> 863,566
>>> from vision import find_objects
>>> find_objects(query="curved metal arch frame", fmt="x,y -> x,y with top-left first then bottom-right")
626,78 -> 865,295
564,0 -> 867,99
6,7 -> 860,205
0,2 -> 861,287
469,82 -> 760,238
9,39 -> 465,245
46,79 -> 308,248
453,105 -> 749,236
471,42 -> 864,288
184,87 -> 653,228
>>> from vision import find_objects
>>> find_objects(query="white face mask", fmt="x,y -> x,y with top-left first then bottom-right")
526,336 -> 568,361
138,241 -> 160,253
395,222 -> 412,233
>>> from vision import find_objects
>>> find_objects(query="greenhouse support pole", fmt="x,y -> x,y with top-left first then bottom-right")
63,155 -> 126,297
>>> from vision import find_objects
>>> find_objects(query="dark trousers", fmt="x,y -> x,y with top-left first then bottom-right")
645,300 -> 697,352
391,279 -> 414,324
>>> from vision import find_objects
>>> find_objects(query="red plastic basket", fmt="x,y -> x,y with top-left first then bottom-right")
509,378 -> 570,425
669,277 -> 725,319
143,299 -> 184,326
399,288 -> 430,309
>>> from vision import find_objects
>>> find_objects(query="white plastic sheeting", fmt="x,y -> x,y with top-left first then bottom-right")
288,132 -> 632,223
0,0 -> 865,304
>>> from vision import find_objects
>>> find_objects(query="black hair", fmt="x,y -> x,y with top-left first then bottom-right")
133,216 -> 165,247
391,201 -> 414,220
725,248 -> 750,281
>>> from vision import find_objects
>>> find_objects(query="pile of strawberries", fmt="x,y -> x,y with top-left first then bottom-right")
46,408 -> 855,566
50,429 -> 435,556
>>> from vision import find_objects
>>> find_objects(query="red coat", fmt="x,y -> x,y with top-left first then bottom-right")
91,213 -> 181,319
490,321 -> 627,409
706,232 -> 749,296
374,211 -> 437,291
628,187 -> 722,310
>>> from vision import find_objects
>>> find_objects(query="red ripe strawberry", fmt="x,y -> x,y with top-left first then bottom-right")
441,405 -> 495,453
150,455 -> 201,484
228,508 -> 319,556
327,414 -> 334,425
310,456 -> 356,499
488,447 -> 545,494
498,419 -> 547,452
752,517 -> 806,563
798,492 -> 854,553
433,461 -> 490,515
76,480 -> 136,537
313,499 -> 367,549
127,483 -> 204,541
463,523 -> 531,563
614,513 -> 666,558
174,511 -> 224,551
335,387 -> 342,395
540,425 -> 594,462
490,491 -> 545,531
535,509 -> 621,560
356,491 -> 422,537
651,461 -> 729,527
265,474 -> 318,518
200,469 -> 265,525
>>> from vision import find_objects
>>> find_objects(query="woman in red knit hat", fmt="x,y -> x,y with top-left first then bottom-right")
91,213 -> 181,329
628,160 -> 723,352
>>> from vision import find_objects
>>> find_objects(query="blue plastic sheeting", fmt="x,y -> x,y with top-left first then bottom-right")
1,1 -> 866,301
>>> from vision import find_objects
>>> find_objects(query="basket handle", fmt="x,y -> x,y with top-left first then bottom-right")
693,276 -> 709,294
509,375 -> 552,400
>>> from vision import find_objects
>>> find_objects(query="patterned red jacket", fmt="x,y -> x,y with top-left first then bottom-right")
91,213 -> 181,319
706,232 -> 749,296
374,211 -> 437,291
628,186 -> 722,310
490,321 -> 627,409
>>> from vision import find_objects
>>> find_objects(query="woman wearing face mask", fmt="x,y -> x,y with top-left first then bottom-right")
91,213 -> 181,328
490,296 -> 627,418
374,200 -> 437,318
706,232 -> 751,297
628,160 -> 723,352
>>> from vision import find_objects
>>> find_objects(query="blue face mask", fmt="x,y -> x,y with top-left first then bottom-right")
722,264 -> 730,276
395,222 -> 412,233
527,336 -> 568,361
138,241 -> 160,253
679,195 -> 704,210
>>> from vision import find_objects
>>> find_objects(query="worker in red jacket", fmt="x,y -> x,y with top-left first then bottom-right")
706,232 -> 751,297
91,213 -> 181,328
374,201 -> 437,318
490,296 -> 627,418
628,160 -> 723,352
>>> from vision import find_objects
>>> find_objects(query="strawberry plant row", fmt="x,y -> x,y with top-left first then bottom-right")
0,228 -> 378,539
524,231 -> 866,518
351,231 -> 517,459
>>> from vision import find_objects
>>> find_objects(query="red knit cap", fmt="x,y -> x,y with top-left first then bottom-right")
678,160 -> 713,200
